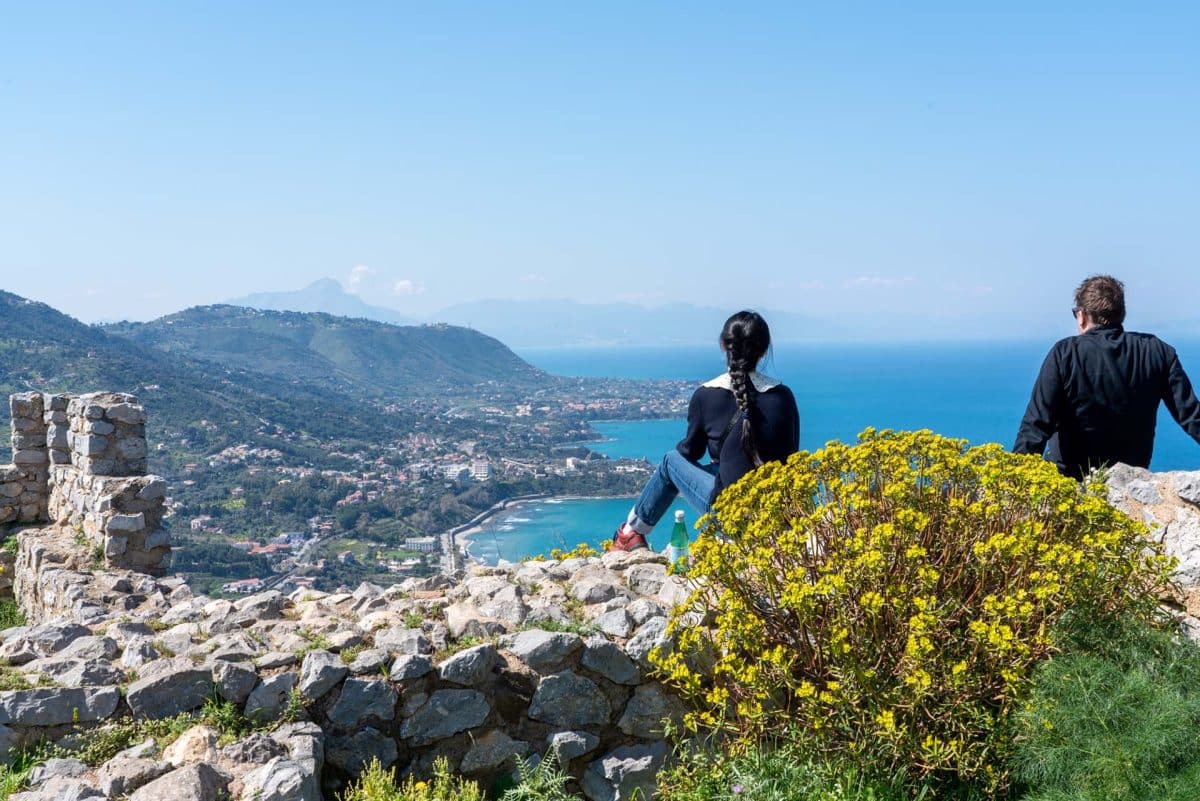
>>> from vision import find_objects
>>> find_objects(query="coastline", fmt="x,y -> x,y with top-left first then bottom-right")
450,493 -> 636,562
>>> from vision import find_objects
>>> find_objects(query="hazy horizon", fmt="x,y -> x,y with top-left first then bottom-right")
3,4 -> 1197,342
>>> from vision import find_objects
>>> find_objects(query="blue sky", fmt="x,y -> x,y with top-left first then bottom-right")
1,2 -> 1197,339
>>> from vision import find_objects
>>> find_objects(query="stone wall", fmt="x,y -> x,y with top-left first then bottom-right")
1,394 -> 50,525
1,392 -> 168,576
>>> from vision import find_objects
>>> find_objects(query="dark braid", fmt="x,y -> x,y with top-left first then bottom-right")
720,311 -> 771,467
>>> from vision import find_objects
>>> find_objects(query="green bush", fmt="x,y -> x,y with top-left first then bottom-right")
340,757 -> 485,801
656,740 -> 986,801
655,430 -> 1176,792
1012,615 -> 1200,800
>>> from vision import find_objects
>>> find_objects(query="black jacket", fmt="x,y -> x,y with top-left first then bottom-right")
1014,326 -> 1200,478
677,372 -> 800,501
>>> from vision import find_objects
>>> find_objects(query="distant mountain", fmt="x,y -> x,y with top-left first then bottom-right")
229,278 -> 416,326
104,305 -> 549,397
0,291 -> 390,451
430,299 -> 836,348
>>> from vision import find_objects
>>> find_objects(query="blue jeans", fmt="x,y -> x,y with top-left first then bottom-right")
628,450 -> 718,535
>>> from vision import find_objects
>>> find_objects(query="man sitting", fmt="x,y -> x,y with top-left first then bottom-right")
1014,274 -> 1200,479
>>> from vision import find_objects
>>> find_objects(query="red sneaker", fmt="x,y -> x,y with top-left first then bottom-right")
609,523 -> 648,552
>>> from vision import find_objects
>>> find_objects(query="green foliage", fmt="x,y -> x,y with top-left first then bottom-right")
339,757 -> 485,801
63,696 -> 252,766
1011,615 -> 1200,801
519,618 -> 598,637
0,666 -> 33,692
657,429 -> 1177,792
0,535 -> 18,555
656,741 -> 986,801
502,751 -> 576,801
0,598 -> 25,630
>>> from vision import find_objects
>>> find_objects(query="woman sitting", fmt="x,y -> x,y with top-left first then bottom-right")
611,310 -> 801,551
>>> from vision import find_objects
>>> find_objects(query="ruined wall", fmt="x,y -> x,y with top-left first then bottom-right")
2,392 -> 169,575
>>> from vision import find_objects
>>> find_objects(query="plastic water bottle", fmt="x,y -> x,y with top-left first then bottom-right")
666,509 -> 689,567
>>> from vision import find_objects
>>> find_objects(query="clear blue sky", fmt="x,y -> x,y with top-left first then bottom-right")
2,2 -> 1197,339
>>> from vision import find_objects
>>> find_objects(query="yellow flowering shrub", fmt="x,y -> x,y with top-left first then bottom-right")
653,429 -> 1176,791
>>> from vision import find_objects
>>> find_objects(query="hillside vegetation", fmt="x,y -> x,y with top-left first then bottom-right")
103,305 -> 549,398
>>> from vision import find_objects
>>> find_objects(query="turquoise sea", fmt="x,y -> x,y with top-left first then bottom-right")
465,340 -> 1200,564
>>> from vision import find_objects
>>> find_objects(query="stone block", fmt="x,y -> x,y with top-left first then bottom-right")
106,513 -> 146,533
0,687 -> 120,726
12,450 -> 47,466
75,435 -> 108,457
106,403 -> 147,424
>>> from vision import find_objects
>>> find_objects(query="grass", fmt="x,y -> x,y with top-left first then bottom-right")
1009,613 -> 1200,801
519,618 -> 597,637
656,740 -> 983,801
46,695 -> 255,768
0,598 -> 25,630
433,635 -> 485,662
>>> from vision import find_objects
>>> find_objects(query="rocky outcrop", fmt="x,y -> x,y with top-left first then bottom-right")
1107,463 -> 1200,622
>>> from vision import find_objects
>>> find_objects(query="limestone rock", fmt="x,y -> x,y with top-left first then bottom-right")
547,730 -> 601,761
299,649 -> 347,700
400,689 -> 490,746
245,673 -> 298,724
617,683 -> 683,739
240,757 -> 319,801
328,678 -> 397,728
529,671 -> 610,729
0,687 -> 120,726
437,644 -> 496,687
128,763 -> 231,801
504,629 -> 583,671
212,660 -> 258,705
326,727 -> 398,775
97,756 -> 172,798
390,654 -> 433,680
581,742 -> 669,801
461,729 -> 529,773
162,725 -> 218,767
581,636 -> 640,686
125,658 -> 213,719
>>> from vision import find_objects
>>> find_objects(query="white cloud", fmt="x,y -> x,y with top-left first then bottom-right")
519,273 -> 545,283
348,265 -> 375,291
392,279 -> 424,296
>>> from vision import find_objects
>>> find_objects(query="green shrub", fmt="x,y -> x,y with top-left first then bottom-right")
1012,614 -> 1200,800
339,757 -> 485,801
656,739 -> 985,801
0,598 -> 25,630
655,430 -> 1176,792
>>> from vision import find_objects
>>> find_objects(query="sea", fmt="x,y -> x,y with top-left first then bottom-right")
463,340 -> 1200,565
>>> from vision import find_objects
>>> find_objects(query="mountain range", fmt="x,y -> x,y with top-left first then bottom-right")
228,279 -> 835,348
0,291 -> 553,456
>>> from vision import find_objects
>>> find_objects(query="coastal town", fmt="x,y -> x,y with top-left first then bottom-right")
160,376 -> 691,595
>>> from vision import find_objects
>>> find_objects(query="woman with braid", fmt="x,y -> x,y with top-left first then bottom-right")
611,311 -> 801,551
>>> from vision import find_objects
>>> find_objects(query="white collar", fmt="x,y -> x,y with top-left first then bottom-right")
702,371 -> 782,392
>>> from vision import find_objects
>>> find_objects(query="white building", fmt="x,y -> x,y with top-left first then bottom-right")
404,536 -> 439,553
470,459 -> 492,480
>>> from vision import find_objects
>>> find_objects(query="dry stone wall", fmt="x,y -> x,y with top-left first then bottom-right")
1,392 -> 168,575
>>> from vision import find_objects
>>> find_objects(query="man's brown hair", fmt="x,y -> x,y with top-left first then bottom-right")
1074,275 -> 1126,327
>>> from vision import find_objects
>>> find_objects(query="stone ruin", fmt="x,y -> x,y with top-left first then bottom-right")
0,394 -> 687,801
2,391 -> 169,575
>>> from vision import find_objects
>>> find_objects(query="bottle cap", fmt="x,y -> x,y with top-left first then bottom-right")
674,510 -> 686,522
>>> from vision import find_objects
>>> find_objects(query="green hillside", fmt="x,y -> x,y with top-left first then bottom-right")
104,305 -> 550,397
0,292 -> 406,455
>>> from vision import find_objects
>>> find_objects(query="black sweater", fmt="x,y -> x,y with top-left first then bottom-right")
676,372 -> 801,501
1014,326 -> 1200,478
